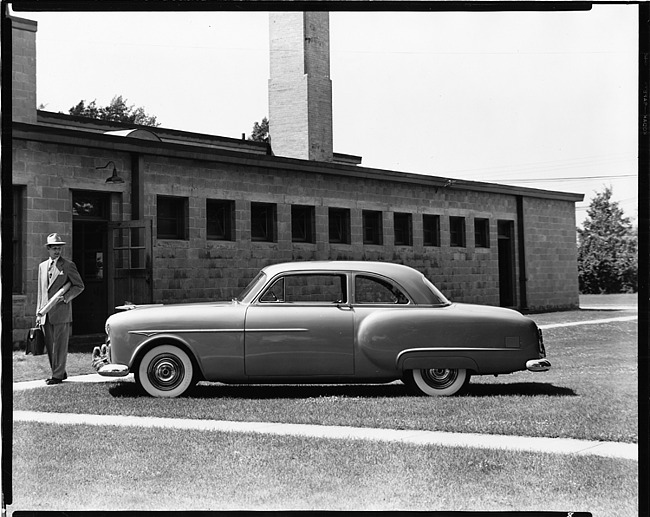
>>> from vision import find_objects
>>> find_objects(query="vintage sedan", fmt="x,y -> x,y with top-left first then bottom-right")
93,261 -> 549,397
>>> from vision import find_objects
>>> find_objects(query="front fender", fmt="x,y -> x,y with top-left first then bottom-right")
129,333 -> 205,379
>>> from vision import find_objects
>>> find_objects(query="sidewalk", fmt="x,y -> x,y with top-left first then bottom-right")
13,374 -> 637,462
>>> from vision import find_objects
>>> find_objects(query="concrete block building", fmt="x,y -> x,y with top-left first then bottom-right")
8,13 -> 583,344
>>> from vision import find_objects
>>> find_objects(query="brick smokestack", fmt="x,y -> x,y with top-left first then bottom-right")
9,15 -> 38,124
268,12 -> 333,162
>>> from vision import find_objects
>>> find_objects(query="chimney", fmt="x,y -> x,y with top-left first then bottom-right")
9,15 -> 38,124
268,12 -> 333,162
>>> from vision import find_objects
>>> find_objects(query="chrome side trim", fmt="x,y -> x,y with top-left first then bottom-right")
129,328 -> 309,337
395,347 -> 517,368
246,328 -> 309,333
129,329 -> 245,336
396,346 -> 515,361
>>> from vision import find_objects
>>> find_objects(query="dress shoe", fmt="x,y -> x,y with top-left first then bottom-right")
45,378 -> 63,385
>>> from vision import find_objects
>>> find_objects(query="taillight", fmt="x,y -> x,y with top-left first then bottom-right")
537,327 -> 546,358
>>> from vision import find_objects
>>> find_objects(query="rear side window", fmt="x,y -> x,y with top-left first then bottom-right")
354,275 -> 409,304
260,274 -> 347,304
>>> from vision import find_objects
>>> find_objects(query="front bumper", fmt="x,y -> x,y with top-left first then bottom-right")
526,358 -> 551,372
92,344 -> 130,377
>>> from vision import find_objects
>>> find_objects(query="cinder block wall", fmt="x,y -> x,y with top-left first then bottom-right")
12,139 -> 131,341
13,139 -> 580,343
523,197 -> 580,311
142,154 -> 525,308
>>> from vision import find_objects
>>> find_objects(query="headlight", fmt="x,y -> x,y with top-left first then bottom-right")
105,322 -> 110,336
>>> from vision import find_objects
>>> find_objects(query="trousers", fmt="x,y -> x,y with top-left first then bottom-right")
43,321 -> 70,380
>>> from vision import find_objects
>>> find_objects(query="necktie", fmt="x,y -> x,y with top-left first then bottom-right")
48,260 -> 55,282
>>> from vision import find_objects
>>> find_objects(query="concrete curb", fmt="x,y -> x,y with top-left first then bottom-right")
12,373 -> 135,391
13,409 -> 637,462
538,315 -> 638,329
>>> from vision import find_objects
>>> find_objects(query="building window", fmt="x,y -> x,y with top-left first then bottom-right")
475,218 -> 490,248
363,210 -> 383,245
329,207 -> 351,244
292,205 -> 315,243
207,199 -> 235,241
393,212 -> 412,246
423,214 -> 441,247
157,195 -> 188,240
449,216 -> 466,247
13,187 -> 24,293
251,202 -> 277,242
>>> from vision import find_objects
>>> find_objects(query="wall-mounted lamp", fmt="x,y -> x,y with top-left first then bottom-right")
96,161 -> 125,184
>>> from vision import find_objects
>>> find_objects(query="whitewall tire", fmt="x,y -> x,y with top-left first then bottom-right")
137,344 -> 194,398
408,368 -> 469,396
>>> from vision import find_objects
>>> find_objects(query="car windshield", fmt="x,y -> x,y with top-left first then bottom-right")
421,275 -> 451,306
235,272 -> 267,303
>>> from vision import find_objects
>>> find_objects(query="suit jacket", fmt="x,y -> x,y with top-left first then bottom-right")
36,256 -> 85,324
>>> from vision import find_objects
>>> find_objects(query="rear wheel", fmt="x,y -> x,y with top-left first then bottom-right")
136,344 -> 194,398
405,368 -> 470,396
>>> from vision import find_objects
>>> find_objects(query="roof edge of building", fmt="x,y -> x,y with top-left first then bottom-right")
12,121 -> 584,203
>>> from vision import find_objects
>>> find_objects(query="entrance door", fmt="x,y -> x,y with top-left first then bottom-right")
72,192 -> 109,334
108,220 -> 153,311
497,220 -> 516,308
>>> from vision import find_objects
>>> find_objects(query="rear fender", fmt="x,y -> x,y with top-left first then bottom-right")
397,350 -> 479,373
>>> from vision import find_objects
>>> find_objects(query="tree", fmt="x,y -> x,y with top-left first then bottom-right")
248,117 -> 270,143
577,186 -> 637,293
68,95 -> 160,127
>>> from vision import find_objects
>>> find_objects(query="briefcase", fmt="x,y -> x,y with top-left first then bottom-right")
26,325 -> 45,356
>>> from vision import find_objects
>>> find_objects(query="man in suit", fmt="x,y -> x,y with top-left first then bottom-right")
36,233 -> 85,385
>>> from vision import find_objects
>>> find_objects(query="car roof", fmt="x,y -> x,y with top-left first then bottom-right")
260,261 -> 445,305
262,260 -> 417,277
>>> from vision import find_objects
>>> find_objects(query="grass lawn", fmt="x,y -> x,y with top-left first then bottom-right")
11,421 -> 637,513
12,309 -> 638,443
9,303 -> 640,514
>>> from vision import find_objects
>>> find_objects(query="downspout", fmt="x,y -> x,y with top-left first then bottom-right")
131,153 -> 144,220
516,195 -> 528,311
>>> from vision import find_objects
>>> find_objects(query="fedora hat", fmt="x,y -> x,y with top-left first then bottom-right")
45,233 -> 66,246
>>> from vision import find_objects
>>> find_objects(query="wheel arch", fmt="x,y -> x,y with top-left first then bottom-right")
132,334 -> 205,382
396,350 -> 479,375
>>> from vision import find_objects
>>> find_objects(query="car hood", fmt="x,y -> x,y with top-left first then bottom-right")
106,300 -> 241,331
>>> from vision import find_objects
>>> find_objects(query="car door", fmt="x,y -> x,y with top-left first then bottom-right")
244,272 -> 354,376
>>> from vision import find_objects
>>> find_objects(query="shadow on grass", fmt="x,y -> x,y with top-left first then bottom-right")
465,382 -> 576,397
108,380 -> 576,399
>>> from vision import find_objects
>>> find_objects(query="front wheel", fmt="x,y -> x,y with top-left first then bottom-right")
136,344 -> 194,398
405,368 -> 470,396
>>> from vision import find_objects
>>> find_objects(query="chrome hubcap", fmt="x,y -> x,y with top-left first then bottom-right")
148,354 -> 184,391
421,368 -> 458,389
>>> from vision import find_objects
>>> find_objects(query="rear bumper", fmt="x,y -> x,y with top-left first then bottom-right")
92,344 -> 130,377
526,358 -> 551,372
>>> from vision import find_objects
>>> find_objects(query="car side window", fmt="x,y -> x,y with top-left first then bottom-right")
259,277 -> 285,303
260,274 -> 347,304
355,275 -> 409,304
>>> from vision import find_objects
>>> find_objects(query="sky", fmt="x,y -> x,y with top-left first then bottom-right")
10,4 -> 639,227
